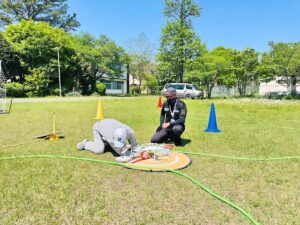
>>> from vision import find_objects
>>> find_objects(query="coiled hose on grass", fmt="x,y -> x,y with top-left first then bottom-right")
0,154 -> 259,225
173,150 -> 300,161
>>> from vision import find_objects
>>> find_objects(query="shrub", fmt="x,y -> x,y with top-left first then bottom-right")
48,86 -> 68,96
49,88 -> 61,96
25,68 -> 49,97
4,82 -> 27,97
90,92 -> 100,97
130,85 -> 140,94
65,91 -> 82,97
95,83 -> 106,96
283,95 -> 300,100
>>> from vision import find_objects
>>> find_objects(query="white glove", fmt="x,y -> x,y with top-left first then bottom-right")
130,145 -> 143,158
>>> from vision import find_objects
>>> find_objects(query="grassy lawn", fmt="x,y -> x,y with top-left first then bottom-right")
0,97 -> 299,225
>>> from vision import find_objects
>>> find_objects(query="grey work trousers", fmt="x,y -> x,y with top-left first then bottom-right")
151,124 -> 185,144
84,130 -> 137,156
84,130 -> 105,154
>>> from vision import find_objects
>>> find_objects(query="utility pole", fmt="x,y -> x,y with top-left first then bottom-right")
57,47 -> 62,97
126,63 -> 130,94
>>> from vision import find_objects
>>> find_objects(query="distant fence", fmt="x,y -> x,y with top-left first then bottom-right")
210,84 -> 299,97
210,85 -> 259,97
0,86 -> 6,112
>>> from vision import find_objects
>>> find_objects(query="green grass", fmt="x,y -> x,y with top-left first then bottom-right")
0,97 -> 299,225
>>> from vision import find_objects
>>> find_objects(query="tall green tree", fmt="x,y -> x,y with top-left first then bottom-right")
71,33 -> 100,94
256,52 -> 277,83
0,0 -> 79,31
96,35 -> 129,78
267,42 -> 300,95
144,62 -> 159,94
157,0 -> 202,83
0,33 -> 22,81
3,20 -> 79,95
185,47 -> 234,98
73,33 -> 129,94
126,33 -> 154,93
232,48 -> 259,96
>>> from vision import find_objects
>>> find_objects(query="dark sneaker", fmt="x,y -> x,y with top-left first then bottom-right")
174,139 -> 182,146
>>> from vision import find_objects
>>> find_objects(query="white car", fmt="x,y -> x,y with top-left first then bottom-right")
162,83 -> 204,99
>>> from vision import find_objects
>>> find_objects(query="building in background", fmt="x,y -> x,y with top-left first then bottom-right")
97,73 -> 128,94
259,76 -> 299,96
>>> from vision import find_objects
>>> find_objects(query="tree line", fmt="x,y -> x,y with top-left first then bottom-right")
0,0 -> 299,98
157,0 -> 300,97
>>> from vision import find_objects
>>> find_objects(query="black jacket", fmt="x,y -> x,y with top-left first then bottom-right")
160,98 -> 187,126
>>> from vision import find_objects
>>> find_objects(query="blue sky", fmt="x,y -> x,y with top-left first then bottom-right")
68,0 -> 300,53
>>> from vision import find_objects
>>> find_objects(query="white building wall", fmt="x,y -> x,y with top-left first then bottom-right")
105,89 -> 123,94
259,80 -> 288,95
129,74 -> 140,85
97,73 -> 128,94
123,80 -> 127,94
105,80 -> 127,94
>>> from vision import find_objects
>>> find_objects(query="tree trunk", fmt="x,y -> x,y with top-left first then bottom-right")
291,75 -> 297,96
91,78 -> 96,93
20,73 -> 25,82
242,83 -> 246,96
138,79 -> 142,94
286,78 -> 291,95
238,83 -> 242,96
207,83 -> 214,99
126,63 -> 130,95
178,21 -> 185,83
179,60 -> 184,83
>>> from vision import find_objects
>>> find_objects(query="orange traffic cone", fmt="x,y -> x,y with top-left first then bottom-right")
94,98 -> 104,120
158,96 -> 162,108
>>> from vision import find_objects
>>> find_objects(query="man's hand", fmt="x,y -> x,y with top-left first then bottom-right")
121,144 -> 131,155
141,151 -> 150,159
162,122 -> 170,129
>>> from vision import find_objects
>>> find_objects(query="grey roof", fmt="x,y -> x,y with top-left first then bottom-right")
96,72 -> 127,80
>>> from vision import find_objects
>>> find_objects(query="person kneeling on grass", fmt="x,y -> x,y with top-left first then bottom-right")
151,87 -> 187,146
77,119 -> 138,156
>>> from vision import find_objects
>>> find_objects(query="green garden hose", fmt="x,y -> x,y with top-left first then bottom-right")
0,154 -> 259,225
174,150 -> 300,161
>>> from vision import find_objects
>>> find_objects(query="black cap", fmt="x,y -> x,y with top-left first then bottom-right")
165,87 -> 176,95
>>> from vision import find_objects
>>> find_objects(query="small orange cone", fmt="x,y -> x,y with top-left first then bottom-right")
158,96 -> 162,108
94,98 -> 104,120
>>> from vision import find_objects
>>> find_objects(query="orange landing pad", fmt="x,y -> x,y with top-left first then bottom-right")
125,152 -> 192,172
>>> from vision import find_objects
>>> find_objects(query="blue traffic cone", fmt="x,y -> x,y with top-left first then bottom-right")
204,103 -> 221,133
